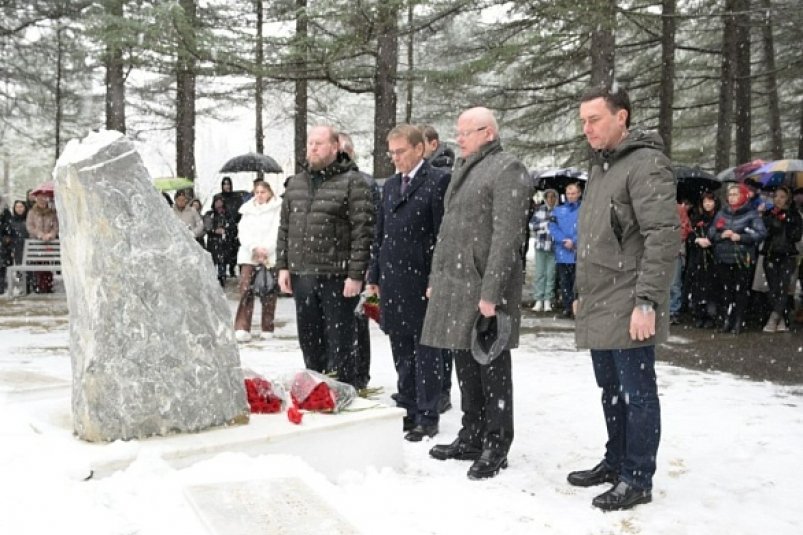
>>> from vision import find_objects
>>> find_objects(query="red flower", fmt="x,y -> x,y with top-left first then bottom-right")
363,302 -> 380,323
287,405 -> 303,424
695,220 -> 705,228
715,218 -> 726,230
292,382 -> 336,411
244,377 -> 283,414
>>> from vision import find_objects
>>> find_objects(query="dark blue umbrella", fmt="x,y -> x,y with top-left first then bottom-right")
673,165 -> 721,203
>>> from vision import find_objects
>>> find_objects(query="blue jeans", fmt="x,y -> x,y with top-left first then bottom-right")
669,254 -> 684,315
591,346 -> 661,491
533,249 -> 556,301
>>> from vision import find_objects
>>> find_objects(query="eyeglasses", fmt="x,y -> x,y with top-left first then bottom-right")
386,147 -> 410,159
455,126 -> 487,138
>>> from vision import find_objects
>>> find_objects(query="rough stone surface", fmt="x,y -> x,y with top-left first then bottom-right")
53,130 -> 249,442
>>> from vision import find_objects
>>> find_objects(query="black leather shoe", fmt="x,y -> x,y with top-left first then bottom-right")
567,462 -> 618,487
429,438 -> 482,461
467,449 -> 508,479
403,416 -> 415,432
404,424 -> 438,442
437,395 -> 452,414
592,481 -> 652,511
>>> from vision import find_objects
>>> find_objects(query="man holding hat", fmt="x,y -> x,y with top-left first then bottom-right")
421,107 -> 532,480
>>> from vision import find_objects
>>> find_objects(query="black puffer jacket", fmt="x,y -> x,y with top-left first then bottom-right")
708,203 -> 766,266
276,153 -> 375,280
429,143 -> 455,170
761,206 -> 802,258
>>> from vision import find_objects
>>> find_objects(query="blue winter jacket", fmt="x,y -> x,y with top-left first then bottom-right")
548,200 -> 580,264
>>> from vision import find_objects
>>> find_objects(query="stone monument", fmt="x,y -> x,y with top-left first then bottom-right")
53,130 -> 249,442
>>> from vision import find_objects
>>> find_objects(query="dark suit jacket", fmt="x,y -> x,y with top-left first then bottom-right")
368,160 -> 451,336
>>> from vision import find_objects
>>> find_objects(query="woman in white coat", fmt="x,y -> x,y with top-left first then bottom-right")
233,181 -> 282,342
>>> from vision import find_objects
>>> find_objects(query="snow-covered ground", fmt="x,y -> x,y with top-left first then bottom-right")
1,295 -> 802,534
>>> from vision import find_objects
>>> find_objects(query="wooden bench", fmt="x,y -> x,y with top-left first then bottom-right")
4,239 -> 62,298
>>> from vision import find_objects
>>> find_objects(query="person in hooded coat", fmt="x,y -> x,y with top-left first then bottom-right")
233,180 -> 282,341
26,193 -> 59,293
204,196 -> 238,287
569,86 -> 678,511
215,176 -> 245,277
708,182 -> 767,334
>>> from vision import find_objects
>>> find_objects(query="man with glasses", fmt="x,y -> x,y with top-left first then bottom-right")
422,107 -> 532,479
276,125 -> 375,387
366,124 -> 451,442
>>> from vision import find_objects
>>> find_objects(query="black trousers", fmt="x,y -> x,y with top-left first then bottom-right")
764,255 -> 796,316
453,348 -> 514,454
557,263 -> 576,314
715,262 -> 752,329
354,314 -> 371,389
291,274 -> 359,386
389,333 -> 442,426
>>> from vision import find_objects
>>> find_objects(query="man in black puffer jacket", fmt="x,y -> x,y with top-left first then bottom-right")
277,125 -> 375,386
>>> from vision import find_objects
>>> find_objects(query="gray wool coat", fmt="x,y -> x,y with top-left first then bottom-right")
574,129 -> 678,350
420,139 -> 532,350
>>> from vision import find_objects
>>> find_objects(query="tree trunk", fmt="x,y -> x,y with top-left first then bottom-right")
55,25 -> 64,163
760,0 -> 782,159
798,98 -> 803,159
732,0 -> 751,164
255,0 -> 265,180
715,1 -> 736,171
104,0 -> 126,133
176,0 -> 197,181
404,2 -> 414,124
658,0 -> 675,157
589,0 -> 616,89
373,2 -> 399,178
294,0 -> 308,174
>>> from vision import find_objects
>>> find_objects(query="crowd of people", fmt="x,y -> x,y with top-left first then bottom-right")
3,84 -> 800,513
529,170 -> 803,335
0,190 -> 60,295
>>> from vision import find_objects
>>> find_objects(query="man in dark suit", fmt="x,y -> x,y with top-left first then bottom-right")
366,124 -> 451,442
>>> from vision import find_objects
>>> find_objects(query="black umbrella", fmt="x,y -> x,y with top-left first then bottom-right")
533,167 -> 587,195
673,165 -> 721,204
220,152 -> 283,174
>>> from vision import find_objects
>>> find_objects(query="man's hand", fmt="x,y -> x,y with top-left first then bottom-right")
278,269 -> 292,295
365,284 -> 380,297
426,287 -> 432,299
563,238 -> 574,250
629,305 -> 656,341
572,299 -> 579,316
343,278 -> 363,298
479,299 -> 496,317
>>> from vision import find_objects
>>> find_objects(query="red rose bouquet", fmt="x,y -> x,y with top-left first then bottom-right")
354,292 -> 380,323
286,369 -> 357,414
243,372 -> 286,414
770,207 -> 786,221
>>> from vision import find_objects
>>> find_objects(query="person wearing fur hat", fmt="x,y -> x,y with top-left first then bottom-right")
708,183 -> 766,334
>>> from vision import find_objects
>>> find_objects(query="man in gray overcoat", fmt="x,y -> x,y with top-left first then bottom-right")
568,86 -> 678,511
422,107 -> 532,480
